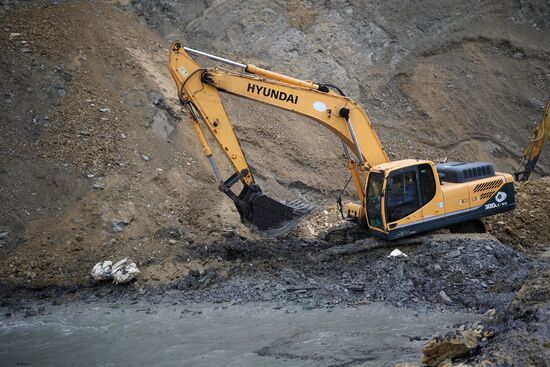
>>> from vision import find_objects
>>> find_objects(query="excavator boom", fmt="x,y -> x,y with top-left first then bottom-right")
168,42 -> 387,236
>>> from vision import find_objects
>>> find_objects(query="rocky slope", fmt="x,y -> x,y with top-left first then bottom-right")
130,0 -> 550,175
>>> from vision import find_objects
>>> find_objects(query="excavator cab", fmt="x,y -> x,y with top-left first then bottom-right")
363,160 -> 515,239
365,161 -> 442,238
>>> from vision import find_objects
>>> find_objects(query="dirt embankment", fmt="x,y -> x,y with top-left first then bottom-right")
485,177 -> 550,254
0,1 -> 231,287
130,0 -> 550,176
0,0 -> 548,289
0,0 -> 362,289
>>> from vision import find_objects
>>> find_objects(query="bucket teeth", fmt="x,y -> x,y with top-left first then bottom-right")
231,185 -> 313,237
286,199 -> 314,212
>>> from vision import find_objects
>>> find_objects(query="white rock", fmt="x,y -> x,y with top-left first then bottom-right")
91,261 -> 113,280
437,290 -> 453,304
111,258 -> 140,284
388,249 -> 408,258
93,182 -> 105,190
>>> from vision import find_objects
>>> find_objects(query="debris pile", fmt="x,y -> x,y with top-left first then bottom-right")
486,177 -> 550,254
176,234 -> 533,311
359,236 -> 533,310
478,266 -> 550,366
421,323 -> 490,366
407,266 -> 549,366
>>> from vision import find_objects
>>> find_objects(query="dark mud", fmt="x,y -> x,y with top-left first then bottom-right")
476,266 -> 550,366
1,234 -> 535,318
169,233 -> 535,313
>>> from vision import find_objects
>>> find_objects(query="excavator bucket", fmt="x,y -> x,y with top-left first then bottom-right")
232,184 -> 313,237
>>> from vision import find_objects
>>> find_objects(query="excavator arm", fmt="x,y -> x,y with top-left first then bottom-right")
168,42 -> 388,235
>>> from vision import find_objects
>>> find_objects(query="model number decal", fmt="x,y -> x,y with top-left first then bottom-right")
485,191 -> 508,210
485,201 -> 507,210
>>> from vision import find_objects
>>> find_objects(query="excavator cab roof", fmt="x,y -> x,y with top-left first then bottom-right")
371,159 -> 432,174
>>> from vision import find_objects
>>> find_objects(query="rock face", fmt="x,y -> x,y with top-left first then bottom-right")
419,266 -> 550,366
131,0 -> 550,174
421,323 -> 487,367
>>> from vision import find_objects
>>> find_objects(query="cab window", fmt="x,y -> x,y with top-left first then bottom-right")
366,172 -> 384,230
386,169 -> 420,223
419,164 -> 436,205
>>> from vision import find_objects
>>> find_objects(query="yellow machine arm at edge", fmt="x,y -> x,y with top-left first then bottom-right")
515,97 -> 550,181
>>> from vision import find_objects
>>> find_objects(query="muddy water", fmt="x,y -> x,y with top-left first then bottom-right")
0,302 -> 477,367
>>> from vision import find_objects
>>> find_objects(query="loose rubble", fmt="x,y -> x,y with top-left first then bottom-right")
415,266 -> 549,366
486,178 -> 550,254
172,233 -> 533,312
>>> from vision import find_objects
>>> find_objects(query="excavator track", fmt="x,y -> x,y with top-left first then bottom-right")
322,221 -> 488,246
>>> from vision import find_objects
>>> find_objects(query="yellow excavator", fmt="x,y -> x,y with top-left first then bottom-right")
515,97 -> 550,181
168,42 -> 515,240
